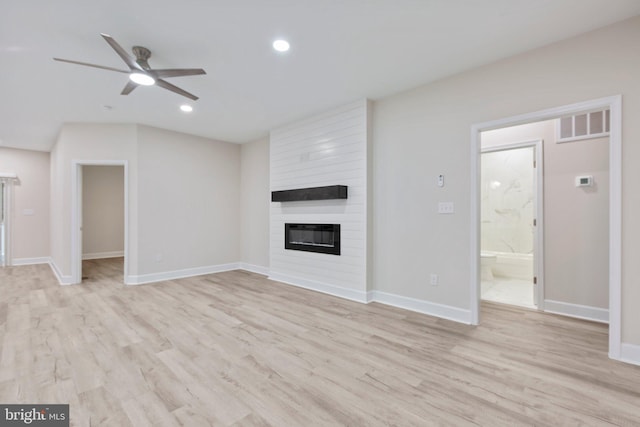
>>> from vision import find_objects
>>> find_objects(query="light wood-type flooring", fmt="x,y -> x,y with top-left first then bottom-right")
1,258 -> 640,426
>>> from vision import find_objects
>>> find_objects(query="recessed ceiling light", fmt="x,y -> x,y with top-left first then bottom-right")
180,104 -> 193,113
272,39 -> 290,52
129,72 -> 155,86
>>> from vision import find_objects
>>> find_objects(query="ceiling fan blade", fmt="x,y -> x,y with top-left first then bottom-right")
155,79 -> 199,100
150,68 -> 207,79
121,80 -> 138,95
53,58 -> 129,73
101,33 -> 142,71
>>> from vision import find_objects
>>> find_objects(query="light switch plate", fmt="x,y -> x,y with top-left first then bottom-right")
438,202 -> 454,214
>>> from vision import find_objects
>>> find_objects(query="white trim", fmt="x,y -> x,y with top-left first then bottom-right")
48,259 -> 73,285
371,290 -> 472,324
470,124 -> 480,324
608,96 -> 622,360
125,262 -> 240,285
470,95 -> 622,362
544,300 -> 608,324
82,251 -> 124,260
481,139 -> 544,309
71,160 -> 129,285
238,263 -> 270,276
0,172 -> 18,179
620,343 -> 640,367
269,271 -> 369,303
1,178 -> 14,267
12,257 -> 50,266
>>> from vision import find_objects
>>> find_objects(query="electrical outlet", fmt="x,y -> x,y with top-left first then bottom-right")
438,202 -> 454,214
430,274 -> 438,286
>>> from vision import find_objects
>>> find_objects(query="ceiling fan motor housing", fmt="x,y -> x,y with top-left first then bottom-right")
132,46 -> 151,69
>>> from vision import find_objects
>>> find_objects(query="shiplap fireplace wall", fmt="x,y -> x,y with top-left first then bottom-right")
269,100 -> 372,302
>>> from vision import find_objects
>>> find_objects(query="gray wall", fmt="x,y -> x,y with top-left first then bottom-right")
372,16 -> 639,343
82,165 -> 125,259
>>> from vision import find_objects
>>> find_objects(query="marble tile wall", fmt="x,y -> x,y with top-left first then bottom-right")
481,147 -> 534,255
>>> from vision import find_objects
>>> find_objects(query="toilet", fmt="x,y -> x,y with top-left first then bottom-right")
480,252 -> 497,281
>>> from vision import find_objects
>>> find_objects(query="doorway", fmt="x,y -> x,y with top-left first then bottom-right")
0,174 -> 16,267
0,181 -> 6,266
480,141 -> 542,309
470,95 -> 622,360
71,160 -> 129,284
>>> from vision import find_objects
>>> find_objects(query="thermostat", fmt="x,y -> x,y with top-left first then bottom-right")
575,175 -> 593,187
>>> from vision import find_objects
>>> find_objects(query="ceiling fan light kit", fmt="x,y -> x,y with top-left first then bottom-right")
54,33 -> 206,100
129,72 -> 155,86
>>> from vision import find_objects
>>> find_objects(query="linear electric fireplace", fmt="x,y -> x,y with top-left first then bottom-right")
285,223 -> 341,255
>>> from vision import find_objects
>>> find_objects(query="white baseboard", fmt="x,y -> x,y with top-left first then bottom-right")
268,272 -> 471,324
370,290 -> 472,324
268,272 -> 369,303
544,299 -> 609,323
619,343 -> 640,366
238,263 -> 269,276
48,259 -> 74,285
83,251 -> 124,260
12,257 -> 50,266
126,262 -> 241,285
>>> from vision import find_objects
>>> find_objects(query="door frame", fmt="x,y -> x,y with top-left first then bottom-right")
71,160 -> 129,284
470,95 -> 622,360
0,178 -> 12,267
480,139 -> 544,309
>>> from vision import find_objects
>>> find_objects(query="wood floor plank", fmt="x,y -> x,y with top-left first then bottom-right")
1,258 -> 640,426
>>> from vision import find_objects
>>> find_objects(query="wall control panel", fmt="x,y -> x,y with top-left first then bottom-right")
575,175 -> 593,187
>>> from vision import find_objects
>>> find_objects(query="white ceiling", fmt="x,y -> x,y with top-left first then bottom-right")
3,1 -> 640,152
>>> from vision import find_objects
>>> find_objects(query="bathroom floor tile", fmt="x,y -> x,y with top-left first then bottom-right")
481,277 -> 536,309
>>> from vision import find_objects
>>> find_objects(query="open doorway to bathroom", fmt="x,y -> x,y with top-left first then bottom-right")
480,142 -> 541,309
471,96 -> 621,360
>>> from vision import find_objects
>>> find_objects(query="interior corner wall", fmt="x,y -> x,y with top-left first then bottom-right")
49,123 -> 138,281
0,147 -> 50,262
135,125 -> 241,278
82,165 -> 125,259
240,137 -> 270,271
50,123 -> 242,283
371,16 -> 640,344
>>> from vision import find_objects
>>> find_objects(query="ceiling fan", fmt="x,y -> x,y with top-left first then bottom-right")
54,33 -> 206,100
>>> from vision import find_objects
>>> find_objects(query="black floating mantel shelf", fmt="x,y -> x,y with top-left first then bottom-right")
271,185 -> 348,202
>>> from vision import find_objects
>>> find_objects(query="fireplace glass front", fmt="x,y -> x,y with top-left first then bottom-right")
284,223 -> 340,255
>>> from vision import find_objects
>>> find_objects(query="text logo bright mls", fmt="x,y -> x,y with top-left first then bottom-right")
1,405 -> 69,426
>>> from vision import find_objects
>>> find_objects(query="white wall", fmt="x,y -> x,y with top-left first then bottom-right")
50,123 -> 138,282
135,125 -> 241,279
483,121 -> 609,312
240,137 -> 270,272
372,16 -> 640,344
0,147 -> 49,262
50,123 -> 241,284
270,100 -> 371,301
82,165 -> 125,259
